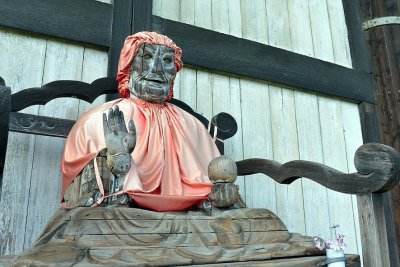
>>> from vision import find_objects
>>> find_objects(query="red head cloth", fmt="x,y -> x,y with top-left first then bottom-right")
117,32 -> 183,101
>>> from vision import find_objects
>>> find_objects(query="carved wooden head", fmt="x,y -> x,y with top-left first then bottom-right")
129,43 -> 176,103
116,32 -> 183,101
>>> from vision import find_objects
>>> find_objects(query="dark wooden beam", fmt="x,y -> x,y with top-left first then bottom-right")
131,0 -> 153,34
0,0 -> 112,47
357,0 -> 400,265
107,0 -> 133,78
107,0 -> 153,101
343,0 -> 399,265
9,113 -> 74,138
153,16 -> 375,104
0,84 -> 11,199
236,143 -> 400,194
0,0 -> 376,103
10,78 -> 118,112
342,0 -> 373,73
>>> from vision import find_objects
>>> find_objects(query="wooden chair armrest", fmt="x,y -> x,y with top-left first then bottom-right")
236,143 -> 400,194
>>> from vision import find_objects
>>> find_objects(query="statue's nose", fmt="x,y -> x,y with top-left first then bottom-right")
152,55 -> 163,74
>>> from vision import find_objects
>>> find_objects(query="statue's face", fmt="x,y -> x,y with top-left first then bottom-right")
129,43 -> 176,103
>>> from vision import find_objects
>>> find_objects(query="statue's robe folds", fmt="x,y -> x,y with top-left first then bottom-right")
61,98 -> 220,211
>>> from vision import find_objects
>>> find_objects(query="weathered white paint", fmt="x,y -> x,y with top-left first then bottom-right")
22,40 -> 84,248
78,47 -> 108,116
267,0 -> 306,235
287,0 -> 335,249
154,0 -> 363,257
0,0 -> 364,258
0,33 -> 109,255
0,29 -> 47,256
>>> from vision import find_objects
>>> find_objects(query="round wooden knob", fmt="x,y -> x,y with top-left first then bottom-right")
208,155 -> 237,183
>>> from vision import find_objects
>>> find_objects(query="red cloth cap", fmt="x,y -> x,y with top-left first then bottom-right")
117,32 -> 183,101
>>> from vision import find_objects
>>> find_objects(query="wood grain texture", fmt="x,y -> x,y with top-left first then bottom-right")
236,143 -> 400,194
0,0 -> 112,47
267,0 -> 305,235
9,112 -> 75,138
342,0 -> 372,73
240,0 -> 275,211
10,78 -> 117,112
346,0 -> 397,264
78,48 -> 109,116
0,30 -> 47,256
0,0 -> 374,103
105,0 -> 153,100
193,0 -> 212,117
9,100 -> 235,142
189,255 -> 360,267
22,40 -> 84,250
131,0 -> 153,34
341,101 -> 364,259
107,0 -> 132,79
358,1 -> 400,265
10,207 -> 330,266
179,0 -> 198,112
315,0 -> 359,253
309,0 -> 361,255
0,86 -> 11,192
286,0 -> 332,243
153,16 -> 375,104
223,0 -> 245,164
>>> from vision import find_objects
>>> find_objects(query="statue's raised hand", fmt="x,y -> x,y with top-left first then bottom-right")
103,105 -> 136,175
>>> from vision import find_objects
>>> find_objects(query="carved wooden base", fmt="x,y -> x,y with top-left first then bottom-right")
9,207 -> 359,266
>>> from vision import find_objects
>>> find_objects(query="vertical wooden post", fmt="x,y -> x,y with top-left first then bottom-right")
343,0 -> 398,266
0,79 -> 11,199
359,0 -> 400,265
107,0 -> 153,101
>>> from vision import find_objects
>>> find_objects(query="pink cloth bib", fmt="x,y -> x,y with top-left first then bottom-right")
61,98 -> 220,211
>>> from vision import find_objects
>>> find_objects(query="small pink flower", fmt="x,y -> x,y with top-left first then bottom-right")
337,234 -> 346,249
314,237 -> 326,250
313,229 -> 346,251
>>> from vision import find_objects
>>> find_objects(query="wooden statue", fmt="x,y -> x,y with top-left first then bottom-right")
62,32 -> 223,211
10,31 -> 390,266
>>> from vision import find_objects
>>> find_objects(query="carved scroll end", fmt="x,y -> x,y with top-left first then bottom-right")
354,143 -> 400,193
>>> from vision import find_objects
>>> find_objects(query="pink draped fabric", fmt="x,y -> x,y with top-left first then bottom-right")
61,98 -> 220,211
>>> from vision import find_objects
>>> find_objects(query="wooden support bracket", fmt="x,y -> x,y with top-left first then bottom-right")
237,143 -> 400,194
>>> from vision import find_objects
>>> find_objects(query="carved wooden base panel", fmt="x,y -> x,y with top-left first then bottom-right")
10,207 -> 359,266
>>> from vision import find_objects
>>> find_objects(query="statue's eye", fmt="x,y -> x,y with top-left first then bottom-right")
143,54 -> 152,59
163,57 -> 172,64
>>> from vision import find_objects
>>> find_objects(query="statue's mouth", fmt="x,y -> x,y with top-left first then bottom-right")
145,75 -> 165,85
148,80 -> 163,84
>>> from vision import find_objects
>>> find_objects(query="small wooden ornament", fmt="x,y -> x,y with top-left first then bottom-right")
208,155 -> 238,183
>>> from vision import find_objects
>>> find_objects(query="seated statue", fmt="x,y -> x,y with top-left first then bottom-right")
62,32 -> 222,211
11,31 -> 371,266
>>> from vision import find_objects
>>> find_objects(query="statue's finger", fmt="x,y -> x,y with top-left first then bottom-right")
118,111 -> 128,132
129,120 -> 136,134
102,113 -> 110,134
108,108 -> 116,133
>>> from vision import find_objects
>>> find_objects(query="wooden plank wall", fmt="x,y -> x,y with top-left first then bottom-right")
153,0 -> 363,257
0,0 -> 364,260
0,1 -> 110,255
